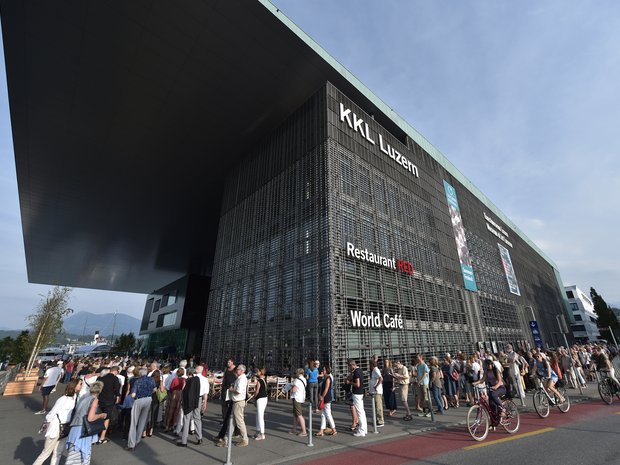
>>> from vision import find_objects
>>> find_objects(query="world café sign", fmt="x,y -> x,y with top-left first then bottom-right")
346,242 -> 412,330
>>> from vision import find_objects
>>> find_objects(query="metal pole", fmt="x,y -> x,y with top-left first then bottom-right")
607,326 -> 619,350
425,385 -> 435,422
224,414 -> 233,465
307,405 -> 314,447
370,395 -> 378,434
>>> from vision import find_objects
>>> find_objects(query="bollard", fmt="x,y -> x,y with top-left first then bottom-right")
307,405 -> 314,447
370,395 -> 378,434
425,385 -> 435,422
224,414 -> 234,465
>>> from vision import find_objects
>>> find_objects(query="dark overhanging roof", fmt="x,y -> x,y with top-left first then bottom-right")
1,0 -> 557,294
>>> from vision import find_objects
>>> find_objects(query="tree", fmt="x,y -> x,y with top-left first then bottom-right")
25,286 -> 73,372
0,331 -> 32,365
590,287 -> 620,330
113,332 -> 136,355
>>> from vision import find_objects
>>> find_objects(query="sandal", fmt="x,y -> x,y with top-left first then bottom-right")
314,432 -> 324,437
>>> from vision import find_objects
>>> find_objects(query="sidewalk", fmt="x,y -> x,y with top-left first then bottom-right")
0,382 -> 602,465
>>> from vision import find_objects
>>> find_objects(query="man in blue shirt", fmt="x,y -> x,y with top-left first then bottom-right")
415,354 -> 431,417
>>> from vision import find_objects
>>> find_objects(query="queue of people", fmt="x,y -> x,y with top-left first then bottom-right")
31,342 -> 618,464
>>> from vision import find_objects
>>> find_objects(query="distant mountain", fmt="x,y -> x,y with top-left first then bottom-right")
63,311 -> 141,338
0,330 -> 22,339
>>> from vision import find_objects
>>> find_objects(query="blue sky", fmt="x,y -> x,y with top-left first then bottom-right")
1,1 -> 620,329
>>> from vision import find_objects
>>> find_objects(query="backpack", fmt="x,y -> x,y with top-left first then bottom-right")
450,362 -> 459,381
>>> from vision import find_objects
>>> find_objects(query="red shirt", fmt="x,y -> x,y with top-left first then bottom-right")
170,377 -> 185,391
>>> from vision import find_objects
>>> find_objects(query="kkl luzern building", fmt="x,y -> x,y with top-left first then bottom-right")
2,1 -> 571,380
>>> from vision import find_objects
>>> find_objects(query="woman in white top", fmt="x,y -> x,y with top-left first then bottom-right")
33,378 -> 82,465
78,366 -> 98,398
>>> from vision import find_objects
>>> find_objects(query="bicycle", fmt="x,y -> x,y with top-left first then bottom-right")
596,370 -> 620,405
532,375 -> 570,418
466,384 -> 520,441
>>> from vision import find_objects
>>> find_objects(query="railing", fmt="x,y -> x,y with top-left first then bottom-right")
0,364 -> 23,395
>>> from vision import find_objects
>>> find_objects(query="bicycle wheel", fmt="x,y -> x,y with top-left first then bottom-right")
598,380 -> 613,405
467,405 -> 489,441
556,387 -> 570,413
533,390 -> 550,418
500,399 -> 520,433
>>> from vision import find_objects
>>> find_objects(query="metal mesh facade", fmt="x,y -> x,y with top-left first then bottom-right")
202,82 -> 568,377
203,91 -> 332,373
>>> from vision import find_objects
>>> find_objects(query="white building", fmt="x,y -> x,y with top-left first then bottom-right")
565,285 -> 600,342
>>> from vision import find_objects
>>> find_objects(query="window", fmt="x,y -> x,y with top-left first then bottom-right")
163,312 -> 177,327
152,299 -> 161,313
574,314 -> 582,321
161,290 -> 177,308
565,290 -> 575,299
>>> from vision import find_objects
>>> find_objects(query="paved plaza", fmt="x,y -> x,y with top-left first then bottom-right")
0,382 -> 602,465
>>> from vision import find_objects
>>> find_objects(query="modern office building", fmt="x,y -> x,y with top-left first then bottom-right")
564,285 -> 600,343
2,1 -> 572,377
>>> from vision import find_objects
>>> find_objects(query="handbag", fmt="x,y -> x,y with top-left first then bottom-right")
81,415 -> 106,438
156,388 -> 167,403
319,399 -> 325,410
58,415 -> 71,439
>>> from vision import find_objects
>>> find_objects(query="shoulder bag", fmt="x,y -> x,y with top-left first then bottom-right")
81,415 -> 106,438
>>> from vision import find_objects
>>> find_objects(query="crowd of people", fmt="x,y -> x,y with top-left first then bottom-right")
30,342 -> 619,464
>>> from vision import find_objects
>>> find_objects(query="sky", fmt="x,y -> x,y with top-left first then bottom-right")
1,1 -> 620,328
0,34 -> 146,329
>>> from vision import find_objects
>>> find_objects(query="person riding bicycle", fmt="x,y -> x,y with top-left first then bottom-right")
593,346 -> 620,390
473,358 -> 506,417
534,353 -> 565,404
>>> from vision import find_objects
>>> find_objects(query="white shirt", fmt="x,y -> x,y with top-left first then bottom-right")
42,366 -> 62,388
370,367 -> 383,395
45,395 -> 76,438
197,373 -> 210,398
230,374 -> 247,402
116,374 -> 126,390
292,376 -> 306,403
471,361 -> 481,381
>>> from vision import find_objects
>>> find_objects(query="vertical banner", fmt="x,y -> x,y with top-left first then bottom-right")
498,243 -> 521,295
529,320 -> 544,349
443,180 -> 477,292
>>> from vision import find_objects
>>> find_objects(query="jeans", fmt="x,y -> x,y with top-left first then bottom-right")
308,382 -> 318,408
430,385 -> 443,412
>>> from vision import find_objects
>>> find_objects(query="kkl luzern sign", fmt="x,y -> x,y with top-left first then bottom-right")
339,103 -> 419,178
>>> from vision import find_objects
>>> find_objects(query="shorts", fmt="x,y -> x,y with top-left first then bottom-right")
41,385 -> 54,397
99,401 -> 115,417
292,399 -> 303,417
399,384 -> 409,402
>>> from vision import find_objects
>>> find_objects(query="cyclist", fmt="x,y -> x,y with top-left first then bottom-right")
534,353 -> 565,404
473,358 -> 506,417
593,346 -> 620,389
